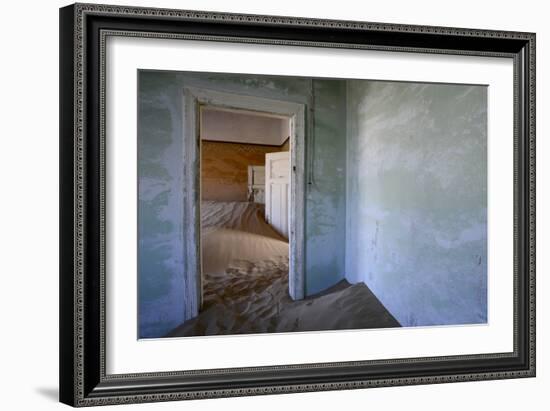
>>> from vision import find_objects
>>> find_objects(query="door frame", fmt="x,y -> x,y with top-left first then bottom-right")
182,87 -> 306,321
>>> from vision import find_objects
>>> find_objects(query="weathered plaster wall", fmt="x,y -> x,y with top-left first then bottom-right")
345,81 -> 488,327
305,80 -> 347,294
138,72 -> 186,339
138,71 -> 347,337
200,141 -> 281,202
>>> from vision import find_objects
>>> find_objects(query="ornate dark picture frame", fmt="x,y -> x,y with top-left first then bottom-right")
59,2 -> 536,407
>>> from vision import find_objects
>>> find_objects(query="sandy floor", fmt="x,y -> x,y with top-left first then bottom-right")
166,201 -> 400,337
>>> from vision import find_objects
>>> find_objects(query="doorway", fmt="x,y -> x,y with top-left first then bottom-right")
182,88 -> 306,323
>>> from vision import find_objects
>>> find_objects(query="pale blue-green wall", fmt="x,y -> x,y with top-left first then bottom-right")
345,81 -> 488,327
139,73 -> 488,336
306,80 -> 347,294
138,71 -> 347,338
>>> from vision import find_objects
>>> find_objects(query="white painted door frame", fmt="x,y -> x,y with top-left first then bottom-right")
182,87 -> 306,320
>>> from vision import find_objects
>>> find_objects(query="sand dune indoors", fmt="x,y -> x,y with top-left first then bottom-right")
166,202 -> 399,337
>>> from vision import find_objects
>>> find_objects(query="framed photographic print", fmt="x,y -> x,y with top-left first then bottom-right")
59,2 -> 536,407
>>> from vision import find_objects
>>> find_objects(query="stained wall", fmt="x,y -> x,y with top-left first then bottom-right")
345,81 -> 488,326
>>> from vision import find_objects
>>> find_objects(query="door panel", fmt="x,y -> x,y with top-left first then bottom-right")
265,152 -> 290,238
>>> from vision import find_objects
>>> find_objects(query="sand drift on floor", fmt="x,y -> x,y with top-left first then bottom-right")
167,201 -> 400,337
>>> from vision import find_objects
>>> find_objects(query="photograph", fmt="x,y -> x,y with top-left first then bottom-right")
137,70 -> 488,339
57,2 -> 536,406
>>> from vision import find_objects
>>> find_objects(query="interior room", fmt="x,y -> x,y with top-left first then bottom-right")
167,103 -> 401,336
138,71 -> 487,339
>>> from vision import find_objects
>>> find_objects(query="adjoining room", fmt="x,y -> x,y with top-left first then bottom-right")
174,106 -> 293,336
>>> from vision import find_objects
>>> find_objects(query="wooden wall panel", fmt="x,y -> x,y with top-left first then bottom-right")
201,141 -> 284,201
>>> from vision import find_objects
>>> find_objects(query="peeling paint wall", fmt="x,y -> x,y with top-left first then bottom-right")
345,81 -> 488,327
138,71 -> 347,337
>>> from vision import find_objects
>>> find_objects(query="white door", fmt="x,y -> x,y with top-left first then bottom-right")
265,151 -> 290,238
